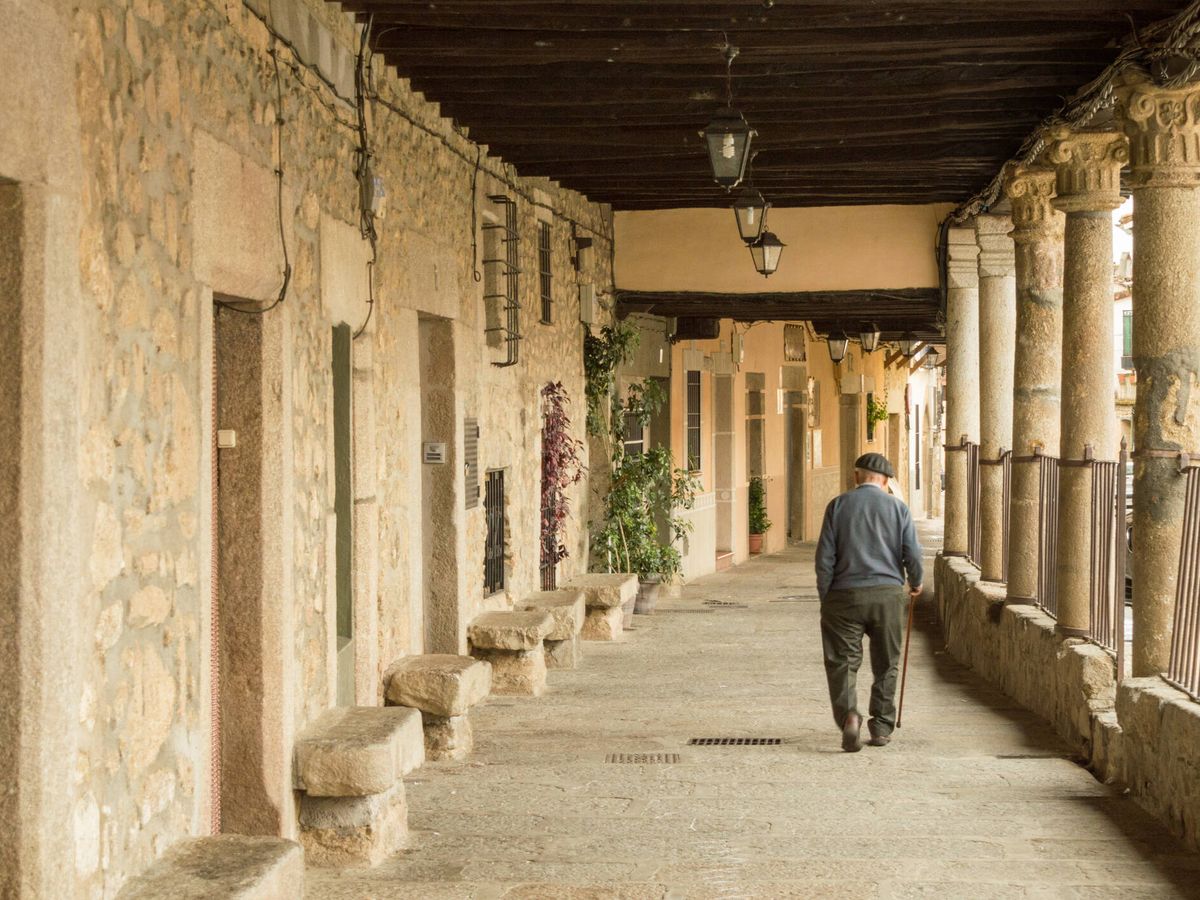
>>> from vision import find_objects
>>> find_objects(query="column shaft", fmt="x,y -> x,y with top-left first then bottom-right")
976,215 -> 1016,581
1047,128 -> 1126,637
1005,167 -> 1064,603
944,227 -> 980,555
1117,80 -> 1200,675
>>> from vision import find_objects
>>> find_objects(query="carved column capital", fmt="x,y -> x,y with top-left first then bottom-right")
1116,76 -> 1200,188
947,225 -> 980,289
1004,166 -> 1064,245
1044,127 -> 1128,214
975,213 -> 1015,278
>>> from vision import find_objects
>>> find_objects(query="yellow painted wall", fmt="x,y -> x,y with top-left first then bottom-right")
615,204 -> 954,292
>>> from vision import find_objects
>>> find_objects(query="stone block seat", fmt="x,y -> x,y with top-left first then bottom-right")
519,588 -> 587,669
383,653 -> 493,761
115,834 -> 304,899
467,610 -> 555,697
292,706 -> 423,867
565,573 -> 638,641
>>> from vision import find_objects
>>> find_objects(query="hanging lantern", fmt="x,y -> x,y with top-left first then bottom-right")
923,347 -> 940,369
827,332 -> 850,364
859,324 -> 881,354
748,230 -> 785,278
898,333 -> 920,357
732,184 -> 770,243
703,108 -> 757,190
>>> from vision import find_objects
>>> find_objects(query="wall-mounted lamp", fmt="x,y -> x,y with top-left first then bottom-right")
827,332 -> 850,364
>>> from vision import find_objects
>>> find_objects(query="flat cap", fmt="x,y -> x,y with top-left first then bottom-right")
855,452 -> 895,479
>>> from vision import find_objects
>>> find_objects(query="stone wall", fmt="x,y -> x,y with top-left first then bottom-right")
935,553 -> 1200,852
1,0 -> 613,895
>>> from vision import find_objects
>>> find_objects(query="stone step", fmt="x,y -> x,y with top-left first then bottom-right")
383,654 -> 492,718
115,835 -> 303,899
565,573 -> 638,609
294,706 -> 424,797
467,610 -> 554,650
518,589 -> 586,640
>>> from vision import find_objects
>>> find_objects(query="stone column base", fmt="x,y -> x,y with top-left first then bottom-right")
423,714 -> 473,761
299,781 -> 408,868
470,646 -> 548,696
545,634 -> 582,669
581,606 -> 623,641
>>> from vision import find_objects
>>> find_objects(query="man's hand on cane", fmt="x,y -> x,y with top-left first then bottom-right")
908,583 -> 924,600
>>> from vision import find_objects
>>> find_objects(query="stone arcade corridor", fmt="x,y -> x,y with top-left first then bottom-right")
309,526 -> 1200,899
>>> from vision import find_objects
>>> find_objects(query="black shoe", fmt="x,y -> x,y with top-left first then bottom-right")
866,732 -> 891,747
841,712 -> 863,753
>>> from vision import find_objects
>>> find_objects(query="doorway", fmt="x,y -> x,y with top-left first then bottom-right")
785,391 -> 807,540
840,392 -> 862,491
332,323 -> 354,704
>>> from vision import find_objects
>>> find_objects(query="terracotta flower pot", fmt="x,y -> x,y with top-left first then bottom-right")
749,533 -> 764,555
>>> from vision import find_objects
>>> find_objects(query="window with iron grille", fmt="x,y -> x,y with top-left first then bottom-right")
464,418 -> 480,509
538,221 -> 552,324
746,373 -> 765,478
1121,309 -> 1133,370
686,370 -> 701,471
484,470 -> 506,595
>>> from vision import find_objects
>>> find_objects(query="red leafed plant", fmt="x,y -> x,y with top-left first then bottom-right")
541,382 -> 586,569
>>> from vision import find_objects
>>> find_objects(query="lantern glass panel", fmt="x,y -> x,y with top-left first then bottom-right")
704,111 -> 755,189
733,189 -> 769,243
860,327 -> 881,353
827,336 -> 849,364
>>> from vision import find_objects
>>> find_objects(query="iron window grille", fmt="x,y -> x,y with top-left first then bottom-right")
686,370 -> 702,472
538,220 -> 552,324
483,195 -> 521,367
484,470 -> 506,595
623,411 -> 645,458
464,418 -> 480,509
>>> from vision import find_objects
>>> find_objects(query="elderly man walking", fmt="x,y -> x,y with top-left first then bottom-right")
815,452 -> 923,752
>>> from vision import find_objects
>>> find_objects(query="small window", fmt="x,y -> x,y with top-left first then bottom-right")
686,370 -> 702,471
746,376 -> 766,478
866,391 -> 877,443
484,470 -> 506,595
1122,309 -> 1133,370
623,411 -> 645,458
538,221 -> 552,324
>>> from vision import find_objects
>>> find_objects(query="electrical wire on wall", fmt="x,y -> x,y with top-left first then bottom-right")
470,146 -> 483,284
215,36 -> 292,315
352,15 -> 379,339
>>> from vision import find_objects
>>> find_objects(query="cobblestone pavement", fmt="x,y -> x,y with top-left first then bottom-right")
310,523 -> 1200,899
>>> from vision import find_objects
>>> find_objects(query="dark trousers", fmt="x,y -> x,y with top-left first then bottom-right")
820,584 -> 906,736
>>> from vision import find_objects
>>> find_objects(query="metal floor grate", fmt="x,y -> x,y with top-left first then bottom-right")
772,595 -> 819,602
688,737 -> 783,746
606,753 -> 682,764
660,608 -> 715,614
703,600 -> 749,609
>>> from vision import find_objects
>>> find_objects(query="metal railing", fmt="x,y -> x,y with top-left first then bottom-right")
1167,462 -> 1200,699
966,441 -> 982,564
1087,441 -> 1128,677
1036,452 -> 1061,618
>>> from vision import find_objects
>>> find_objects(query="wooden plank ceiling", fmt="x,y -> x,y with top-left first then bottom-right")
341,0 -> 1180,210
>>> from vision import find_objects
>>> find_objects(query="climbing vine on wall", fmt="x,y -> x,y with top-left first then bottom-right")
583,320 -> 639,437
541,382 -> 586,568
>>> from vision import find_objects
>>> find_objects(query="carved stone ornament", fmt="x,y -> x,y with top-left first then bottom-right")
1116,76 -> 1200,188
946,225 -> 980,289
1004,166 -> 1063,245
1044,127 -> 1129,213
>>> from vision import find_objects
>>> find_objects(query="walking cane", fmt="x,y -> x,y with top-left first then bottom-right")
896,591 -> 917,728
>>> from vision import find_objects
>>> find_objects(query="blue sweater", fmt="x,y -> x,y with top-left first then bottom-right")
815,484 -> 923,599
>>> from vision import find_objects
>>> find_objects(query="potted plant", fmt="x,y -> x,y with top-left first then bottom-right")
748,475 -> 772,554
590,379 -> 698,617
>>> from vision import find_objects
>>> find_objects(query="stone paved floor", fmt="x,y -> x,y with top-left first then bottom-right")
309,523 -> 1200,899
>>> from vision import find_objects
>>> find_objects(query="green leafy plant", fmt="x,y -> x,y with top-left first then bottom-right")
867,395 -> 889,426
749,475 -> 772,535
540,382 -> 586,568
583,320 -> 639,437
590,379 -> 699,580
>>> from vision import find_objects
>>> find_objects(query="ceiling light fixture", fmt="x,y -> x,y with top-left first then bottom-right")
702,42 -> 756,190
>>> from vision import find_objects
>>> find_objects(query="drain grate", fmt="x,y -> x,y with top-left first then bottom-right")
687,737 -> 783,746
994,753 -> 1064,760
772,595 -> 819,602
703,600 -> 749,609
606,753 -> 682,764
659,608 -> 715,614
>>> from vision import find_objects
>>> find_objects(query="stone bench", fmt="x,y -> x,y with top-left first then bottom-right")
519,588 -> 586,669
383,654 -> 492,761
467,610 -> 554,696
115,835 -> 303,899
293,706 -> 423,867
565,573 -> 638,641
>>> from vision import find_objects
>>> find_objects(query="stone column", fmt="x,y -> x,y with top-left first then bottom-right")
1046,128 -> 1126,637
944,226 -> 980,555
1003,166 -> 1065,604
975,214 -> 1016,581
1116,78 -> 1200,675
